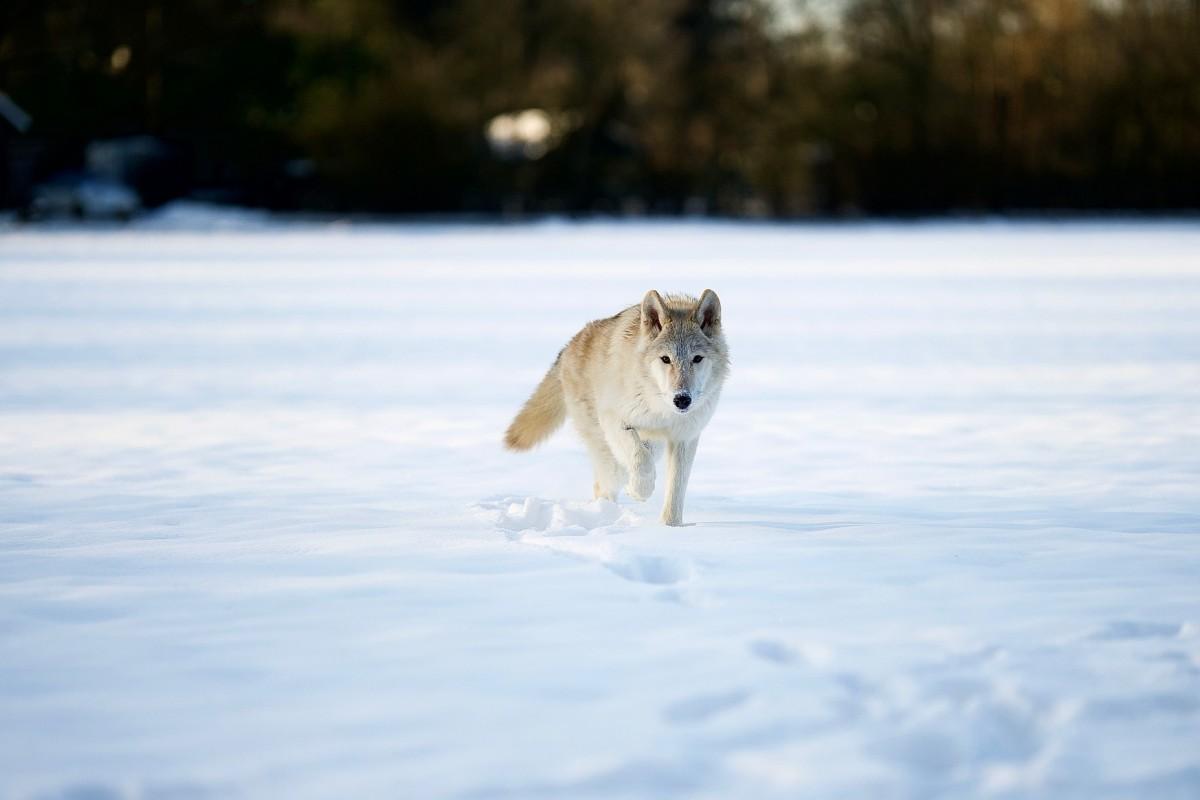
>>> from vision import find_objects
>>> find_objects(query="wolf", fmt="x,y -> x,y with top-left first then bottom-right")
504,289 -> 728,526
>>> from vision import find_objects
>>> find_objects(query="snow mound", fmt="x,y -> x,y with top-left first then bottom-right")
474,496 -> 696,587
477,495 -> 632,537
134,200 -> 273,230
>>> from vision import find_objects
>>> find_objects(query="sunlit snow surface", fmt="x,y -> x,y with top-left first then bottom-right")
2,215 -> 1199,799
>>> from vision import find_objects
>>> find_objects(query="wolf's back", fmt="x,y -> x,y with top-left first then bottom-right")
504,360 -> 566,451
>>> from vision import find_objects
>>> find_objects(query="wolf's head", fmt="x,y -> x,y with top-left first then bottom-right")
638,289 -> 728,415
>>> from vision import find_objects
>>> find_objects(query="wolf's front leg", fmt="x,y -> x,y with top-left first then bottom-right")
661,438 -> 698,526
599,415 -> 655,501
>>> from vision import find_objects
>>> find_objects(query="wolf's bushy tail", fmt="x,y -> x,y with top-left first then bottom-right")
504,360 -> 566,451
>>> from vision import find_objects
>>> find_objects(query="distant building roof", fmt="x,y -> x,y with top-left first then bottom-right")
0,93 -> 32,133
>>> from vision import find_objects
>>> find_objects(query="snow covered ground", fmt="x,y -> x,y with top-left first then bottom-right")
1,217 -> 1198,799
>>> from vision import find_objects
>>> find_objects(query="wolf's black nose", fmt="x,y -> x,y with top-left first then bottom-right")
673,393 -> 692,410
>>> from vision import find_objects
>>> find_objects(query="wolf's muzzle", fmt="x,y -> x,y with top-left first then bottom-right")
673,393 -> 692,410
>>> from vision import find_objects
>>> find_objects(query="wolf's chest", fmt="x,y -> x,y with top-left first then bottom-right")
631,401 -> 715,443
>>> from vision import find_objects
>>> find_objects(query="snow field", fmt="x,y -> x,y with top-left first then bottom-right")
1,218 -> 1199,798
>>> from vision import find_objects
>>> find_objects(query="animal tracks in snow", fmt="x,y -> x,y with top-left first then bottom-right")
1088,620 -> 1187,641
663,689 -> 752,724
473,496 -> 697,588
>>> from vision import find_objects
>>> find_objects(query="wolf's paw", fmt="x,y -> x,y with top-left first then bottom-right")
626,460 -> 655,502
593,481 -> 619,502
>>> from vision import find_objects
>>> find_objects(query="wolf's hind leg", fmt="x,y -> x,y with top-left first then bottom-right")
590,454 -> 623,502
584,434 -> 622,502
568,404 -> 623,501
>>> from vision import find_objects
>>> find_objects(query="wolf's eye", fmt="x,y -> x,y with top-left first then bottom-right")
660,356 -> 671,364
693,355 -> 704,363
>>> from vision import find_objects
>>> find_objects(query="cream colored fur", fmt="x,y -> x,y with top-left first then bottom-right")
504,289 -> 729,526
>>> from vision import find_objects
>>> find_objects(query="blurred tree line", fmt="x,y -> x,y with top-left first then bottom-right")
2,0 -> 1198,214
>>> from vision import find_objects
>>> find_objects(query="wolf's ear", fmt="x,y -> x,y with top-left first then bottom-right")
695,289 -> 721,334
641,290 -> 668,336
